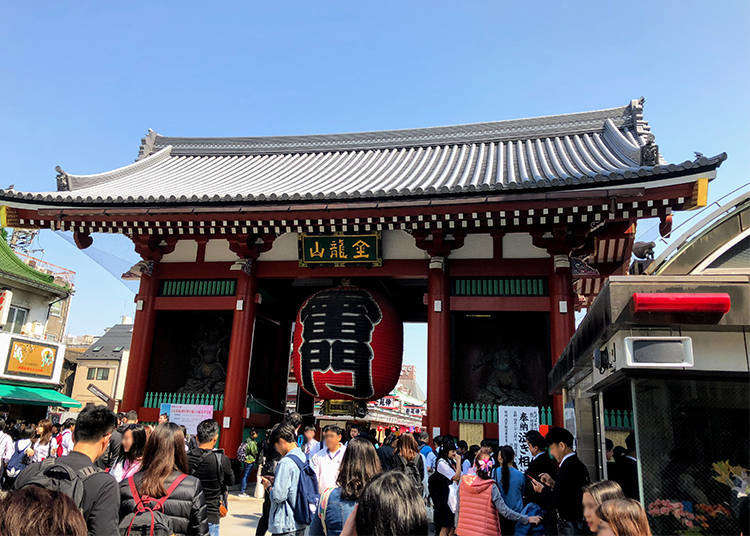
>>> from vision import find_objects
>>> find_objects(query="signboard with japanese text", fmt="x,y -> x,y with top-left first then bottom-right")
299,233 -> 382,267
0,333 -> 65,385
159,403 -> 214,435
498,405 -> 540,472
4,338 -> 58,379
374,395 -> 401,411
320,399 -> 356,416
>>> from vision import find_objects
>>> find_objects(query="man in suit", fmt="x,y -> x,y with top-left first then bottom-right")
532,427 -> 590,535
618,432 -> 640,500
524,430 -> 559,535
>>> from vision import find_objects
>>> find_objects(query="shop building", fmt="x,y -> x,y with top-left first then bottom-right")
550,191 -> 749,535
0,233 -> 79,419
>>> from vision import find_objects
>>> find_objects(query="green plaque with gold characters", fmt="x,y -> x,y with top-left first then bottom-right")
298,232 -> 382,267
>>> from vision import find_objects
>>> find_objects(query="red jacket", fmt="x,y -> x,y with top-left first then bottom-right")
456,474 -> 501,536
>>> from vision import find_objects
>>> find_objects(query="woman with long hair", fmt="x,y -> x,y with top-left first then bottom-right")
395,433 -> 425,495
347,470 -> 429,536
493,445 -> 525,535
310,437 -> 382,536
0,485 -> 87,536
596,498 -> 652,536
582,480 -> 626,533
428,438 -> 462,536
118,423 -> 208,536
29,419 -> 56,463
455,447 -> 541,536
110,424 -> 147,482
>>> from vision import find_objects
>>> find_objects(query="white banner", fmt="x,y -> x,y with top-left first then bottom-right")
498,405 -> 540,472
159,403 -> 214,435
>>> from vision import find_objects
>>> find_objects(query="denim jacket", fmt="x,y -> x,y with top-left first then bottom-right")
269,447 -> 307,534
309,487 -> 356,536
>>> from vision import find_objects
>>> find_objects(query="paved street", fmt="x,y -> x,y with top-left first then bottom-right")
222,493 -> 263,534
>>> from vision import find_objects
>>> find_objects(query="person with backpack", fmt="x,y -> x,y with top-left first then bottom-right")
57,418 -> 76,458
395,433 -> 425,496
14,405 -> 120,536
119,422 -> 208,536
263,422 -> 317,536
237,428 -> 260,497
29,418 -> 57,462
110,424 -> 147,483
188,419 -> 234,536
3,424 -> 35,490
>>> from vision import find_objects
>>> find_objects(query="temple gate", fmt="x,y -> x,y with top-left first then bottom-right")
0,98 -> 724,453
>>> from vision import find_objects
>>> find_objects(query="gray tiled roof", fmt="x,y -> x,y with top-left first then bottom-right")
1,99 -> 726,206
79,323 -> 133,361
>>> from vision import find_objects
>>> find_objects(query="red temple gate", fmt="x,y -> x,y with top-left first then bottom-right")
0,98 -> 724,453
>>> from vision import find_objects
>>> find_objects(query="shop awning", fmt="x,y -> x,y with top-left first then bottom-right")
0,384 -> 81,408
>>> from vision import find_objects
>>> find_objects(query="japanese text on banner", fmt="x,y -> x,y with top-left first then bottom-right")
497,405 -> 540,473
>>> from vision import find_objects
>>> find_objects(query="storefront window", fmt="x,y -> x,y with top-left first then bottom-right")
633,377 -> 749,535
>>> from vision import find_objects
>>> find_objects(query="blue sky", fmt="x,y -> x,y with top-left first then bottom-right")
1,2 -> 748,392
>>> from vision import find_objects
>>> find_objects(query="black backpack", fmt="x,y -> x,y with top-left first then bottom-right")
18,457 -> 101,508
120,473 -> 187,536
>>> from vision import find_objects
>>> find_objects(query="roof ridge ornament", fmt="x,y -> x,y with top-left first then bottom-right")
137,128 -> 158,160
629,97 -> 653,142
55,166 -> 70,191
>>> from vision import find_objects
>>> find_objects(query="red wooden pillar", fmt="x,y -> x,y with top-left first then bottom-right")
549,255 -> 574,427
121,265 -> 159,412
220,265 -> 258,453
426,256 -> 451,439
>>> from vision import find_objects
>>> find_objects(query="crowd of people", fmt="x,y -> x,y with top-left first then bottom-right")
0,406 -> 659,536
251,413 -> 655,536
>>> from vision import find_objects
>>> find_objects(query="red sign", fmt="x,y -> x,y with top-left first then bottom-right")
292,285 -> 403,401
0,289 -> 13,327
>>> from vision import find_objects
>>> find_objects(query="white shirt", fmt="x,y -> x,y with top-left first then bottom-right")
532,451 -> 545,461
559,452 -> 575,467
310,444 -> 346,493
59,429 -> 74,457
31,438 -> 57,463
437,458 -> 456,480
0,431 -> 13,463
303,439 -> 321,460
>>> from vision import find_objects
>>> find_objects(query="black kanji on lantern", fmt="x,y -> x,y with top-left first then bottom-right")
299,288 -> 382,398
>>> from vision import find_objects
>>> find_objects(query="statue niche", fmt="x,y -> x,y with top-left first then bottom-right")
178,315 -> 230,394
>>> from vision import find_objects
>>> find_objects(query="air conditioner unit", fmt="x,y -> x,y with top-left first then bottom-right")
623,337 -> 694,368
591,334 -> 694,389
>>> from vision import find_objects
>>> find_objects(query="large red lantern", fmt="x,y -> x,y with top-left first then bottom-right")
292,285 -> 403,400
